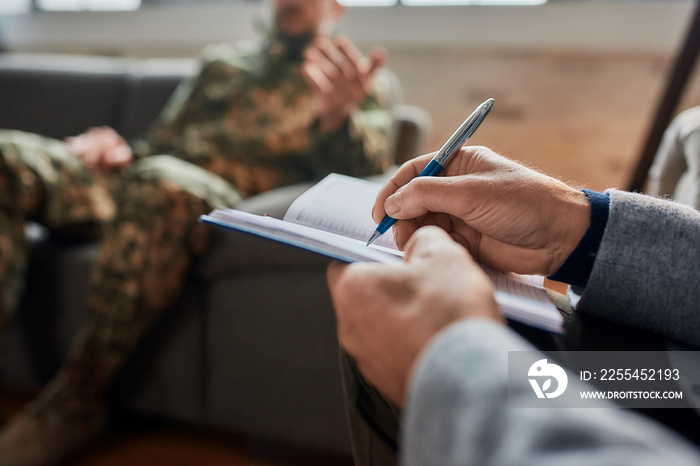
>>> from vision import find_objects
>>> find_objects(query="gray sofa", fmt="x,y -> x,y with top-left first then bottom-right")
0,52 -> 430,455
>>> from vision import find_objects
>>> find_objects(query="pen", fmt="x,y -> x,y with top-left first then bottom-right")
366,98 -> 494,247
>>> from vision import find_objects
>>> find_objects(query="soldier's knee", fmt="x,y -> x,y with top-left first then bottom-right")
0,129 -> 35,150
123,155 -> 240,208
115,171 -> 198,222
0,130 -> 13,161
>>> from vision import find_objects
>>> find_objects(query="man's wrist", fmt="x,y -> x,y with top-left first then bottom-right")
548,189 -> 610,288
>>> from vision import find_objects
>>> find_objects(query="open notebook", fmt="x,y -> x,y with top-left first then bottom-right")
201,173 -> 564,333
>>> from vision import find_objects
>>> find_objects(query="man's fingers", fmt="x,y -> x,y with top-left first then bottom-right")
365,47 -> 387,81
301,61 -> 331,95
403,226 -> 463,264
385,176 -> 470,221
334,36 -> 363,67
104,145 -> 133,170
326,261 -> 348,292
332,36 -> 362,83
371,153 -> 435,223
305,48 -> 339,86
392,218 -> 423,251
311,37 -> 347,83
81,147 -> 102,169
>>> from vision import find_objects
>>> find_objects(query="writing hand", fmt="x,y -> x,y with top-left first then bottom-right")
372,146 -> 591,277
327,226 -> 501,407
302,35 -> 386,133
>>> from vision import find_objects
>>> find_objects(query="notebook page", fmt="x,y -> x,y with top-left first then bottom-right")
204,209 -> 403,264
485,267 -> 563,333
283,174 -> 398,250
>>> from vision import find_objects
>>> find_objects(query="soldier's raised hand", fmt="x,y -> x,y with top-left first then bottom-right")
302,35 -> 386,132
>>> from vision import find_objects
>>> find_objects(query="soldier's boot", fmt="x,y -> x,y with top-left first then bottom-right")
0,306 -> 154,466
0,311 -> 7,429
0,322 -> 122,466
0,170 -> 221,466
0,159 -> 236,465
0,371 -> 107,466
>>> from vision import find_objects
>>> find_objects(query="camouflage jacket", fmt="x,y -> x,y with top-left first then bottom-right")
132,40 -> 394,197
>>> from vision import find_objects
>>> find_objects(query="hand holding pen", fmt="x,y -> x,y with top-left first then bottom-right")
369,142 -> 592,277
366,98 -> 494,246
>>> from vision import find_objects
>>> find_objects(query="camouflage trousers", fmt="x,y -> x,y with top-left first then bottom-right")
0,129 -> 241,395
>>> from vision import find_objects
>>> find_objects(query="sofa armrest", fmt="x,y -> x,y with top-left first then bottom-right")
234,183 -> 314,219
392,104 -> 432,165
196,183 -> 327,280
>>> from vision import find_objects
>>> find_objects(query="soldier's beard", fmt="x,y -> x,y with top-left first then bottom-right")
275,29 -> 315,59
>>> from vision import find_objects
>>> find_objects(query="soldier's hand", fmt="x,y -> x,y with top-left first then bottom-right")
302,35 -> 386,133
66,126 -> 134,174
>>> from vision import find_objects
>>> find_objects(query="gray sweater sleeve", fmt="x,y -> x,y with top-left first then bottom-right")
574,190 -> 700,347
402,319 -> 700,466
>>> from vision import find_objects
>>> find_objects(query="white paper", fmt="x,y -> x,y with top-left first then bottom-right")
284,174 -> 398,250
203,173 -> 563,333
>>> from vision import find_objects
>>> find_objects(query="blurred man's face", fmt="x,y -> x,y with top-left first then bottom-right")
275,0 -> 339,39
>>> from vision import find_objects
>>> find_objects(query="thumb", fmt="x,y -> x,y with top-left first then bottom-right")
385,177 -> 468,220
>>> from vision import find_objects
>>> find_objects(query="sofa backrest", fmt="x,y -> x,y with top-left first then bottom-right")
117,58 -> 198,139
0,53 -> 130,139
0,52 -> 429,163
0,53 -> 197,141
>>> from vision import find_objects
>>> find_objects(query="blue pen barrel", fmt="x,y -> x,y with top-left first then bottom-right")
375,159 -> 444,236
418,159 -> 445,177
375,213 -> 397,235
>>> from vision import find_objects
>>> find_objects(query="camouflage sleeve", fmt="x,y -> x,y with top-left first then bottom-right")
302,70 -> 395,179
131,44 -> 240,159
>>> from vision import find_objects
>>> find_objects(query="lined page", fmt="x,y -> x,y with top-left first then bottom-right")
204,209 -> 403,264
283,173 -> 562,332
485,267 -> 563,333
204,173 -> 563,333
283,174 -> 398,250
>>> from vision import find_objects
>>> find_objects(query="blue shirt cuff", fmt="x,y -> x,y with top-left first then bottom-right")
547,189 -> 610,288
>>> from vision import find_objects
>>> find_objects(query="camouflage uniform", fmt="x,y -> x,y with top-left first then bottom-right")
0,37 -> 392,453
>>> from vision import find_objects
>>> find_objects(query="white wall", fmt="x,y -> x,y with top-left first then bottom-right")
0,1 -> 695,57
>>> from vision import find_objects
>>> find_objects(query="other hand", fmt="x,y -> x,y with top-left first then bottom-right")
65,126 -> 134,174
302,35 -> 386,132
327,226 -> 501,407
372,146 -> 591,277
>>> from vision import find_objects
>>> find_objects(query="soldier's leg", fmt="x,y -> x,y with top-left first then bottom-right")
0,148 -> 39,338
69,156 -> 240,393
0,130 -> 111,326
0,132 -> 44,430
0,129 -> 108,455
0,156 -> 240,466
